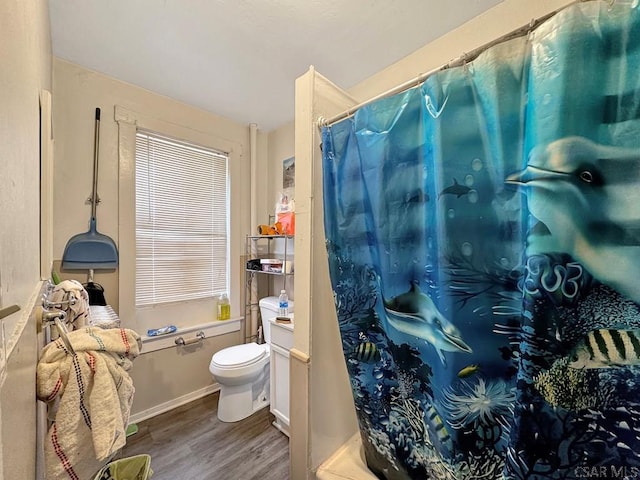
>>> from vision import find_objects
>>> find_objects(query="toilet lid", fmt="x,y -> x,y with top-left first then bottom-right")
212,343 -> 267,368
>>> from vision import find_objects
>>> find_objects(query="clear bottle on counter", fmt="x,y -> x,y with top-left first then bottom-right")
217,293 -> 230,320
278,289 -> 289,316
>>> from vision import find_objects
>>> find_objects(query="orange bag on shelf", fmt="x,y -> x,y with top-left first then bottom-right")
275,192 -> 295,235
276,211 -> 295,235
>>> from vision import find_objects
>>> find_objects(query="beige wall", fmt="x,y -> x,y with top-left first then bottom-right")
349,0 -> 574,101
129,332 -> 240,416
268,121 -> 295,217
265,122 -> 296,298
52,58 -> 255,417
294,0 -> 576,476
292,68 -> 359,478
256,128 -> 274,227
0,0 -> 52,478
52,58 -> 253,314
0,1 -> 52,334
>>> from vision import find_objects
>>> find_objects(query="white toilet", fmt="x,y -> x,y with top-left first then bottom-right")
209,295 -> 293,422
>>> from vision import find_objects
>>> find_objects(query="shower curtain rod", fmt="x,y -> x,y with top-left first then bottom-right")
319,0 -> 591,128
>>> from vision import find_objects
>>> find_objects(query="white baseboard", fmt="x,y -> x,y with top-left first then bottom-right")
129,383 -> 220,424
272,419 -> 290,437
316,434 -> 377,480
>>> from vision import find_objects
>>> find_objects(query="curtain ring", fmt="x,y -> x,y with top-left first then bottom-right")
461,52 -> 469,73
527,18 -> 536,40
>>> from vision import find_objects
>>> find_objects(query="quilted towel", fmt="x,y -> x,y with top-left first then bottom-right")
36,327 -> 141,480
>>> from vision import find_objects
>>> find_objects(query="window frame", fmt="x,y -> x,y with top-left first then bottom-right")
116,105 -> 244,334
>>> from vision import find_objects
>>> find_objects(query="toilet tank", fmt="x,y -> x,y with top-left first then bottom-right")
259,295 -> 294,344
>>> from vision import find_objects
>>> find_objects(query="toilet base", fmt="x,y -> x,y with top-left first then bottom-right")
217,368 -> 270,422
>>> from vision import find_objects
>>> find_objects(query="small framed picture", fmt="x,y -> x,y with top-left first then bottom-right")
283,157 -> 295,189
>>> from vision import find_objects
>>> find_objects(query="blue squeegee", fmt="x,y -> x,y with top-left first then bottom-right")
62,108 -> 118,270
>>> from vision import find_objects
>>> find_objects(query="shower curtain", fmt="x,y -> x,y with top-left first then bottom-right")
321,2 -> 640,479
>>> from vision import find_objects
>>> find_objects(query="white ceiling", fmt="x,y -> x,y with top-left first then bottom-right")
49,0 -> 503,132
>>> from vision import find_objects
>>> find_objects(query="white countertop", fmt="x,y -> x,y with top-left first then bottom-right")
269,313 -> 294,331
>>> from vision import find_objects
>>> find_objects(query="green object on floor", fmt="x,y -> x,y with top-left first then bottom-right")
93,454 -> 152,480
126,423 -> 138,437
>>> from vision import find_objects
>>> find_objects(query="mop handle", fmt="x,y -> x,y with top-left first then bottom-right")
91,107 -> 101,218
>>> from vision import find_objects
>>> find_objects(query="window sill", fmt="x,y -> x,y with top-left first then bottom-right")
140,317 -> 242,353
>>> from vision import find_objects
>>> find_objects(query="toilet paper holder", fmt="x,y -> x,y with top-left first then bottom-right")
174,331 -> 205,346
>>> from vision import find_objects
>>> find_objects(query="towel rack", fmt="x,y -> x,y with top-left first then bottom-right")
53,316 -> 75,354
42,280 -> 78,311
39,308 -> 75,354
42,296 -> 77,311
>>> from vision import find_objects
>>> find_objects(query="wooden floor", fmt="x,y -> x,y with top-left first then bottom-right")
118,392 -> 290,480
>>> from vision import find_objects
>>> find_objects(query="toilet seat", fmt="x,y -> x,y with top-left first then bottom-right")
211,343 -> 267,369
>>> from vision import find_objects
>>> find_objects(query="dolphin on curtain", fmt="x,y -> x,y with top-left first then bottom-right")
506,136 -> 640,303
381,280 -> 472,364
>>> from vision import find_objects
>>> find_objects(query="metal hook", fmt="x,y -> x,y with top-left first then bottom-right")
527,18 -> 536,40
42,291 -> 77,310
54,317 -> 75,354
39,308 -> 75,354
460,52 -> 470,73
40,308 -> 67,324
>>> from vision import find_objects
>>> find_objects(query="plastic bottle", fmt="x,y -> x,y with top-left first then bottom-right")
278,289 -> 289,316
217,293 -> 230,320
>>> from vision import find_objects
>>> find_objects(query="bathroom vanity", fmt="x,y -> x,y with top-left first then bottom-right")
269,317 -> 293,436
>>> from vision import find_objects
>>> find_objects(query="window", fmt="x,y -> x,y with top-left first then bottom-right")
135,131 -> 229,308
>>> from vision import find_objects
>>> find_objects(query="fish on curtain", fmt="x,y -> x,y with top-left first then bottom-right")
321,2 -> 640,479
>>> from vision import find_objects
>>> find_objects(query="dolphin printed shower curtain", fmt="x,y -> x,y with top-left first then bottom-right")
321,2 -> 640,479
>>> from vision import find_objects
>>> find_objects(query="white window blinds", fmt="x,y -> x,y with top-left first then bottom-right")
135,131 -> 229,307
